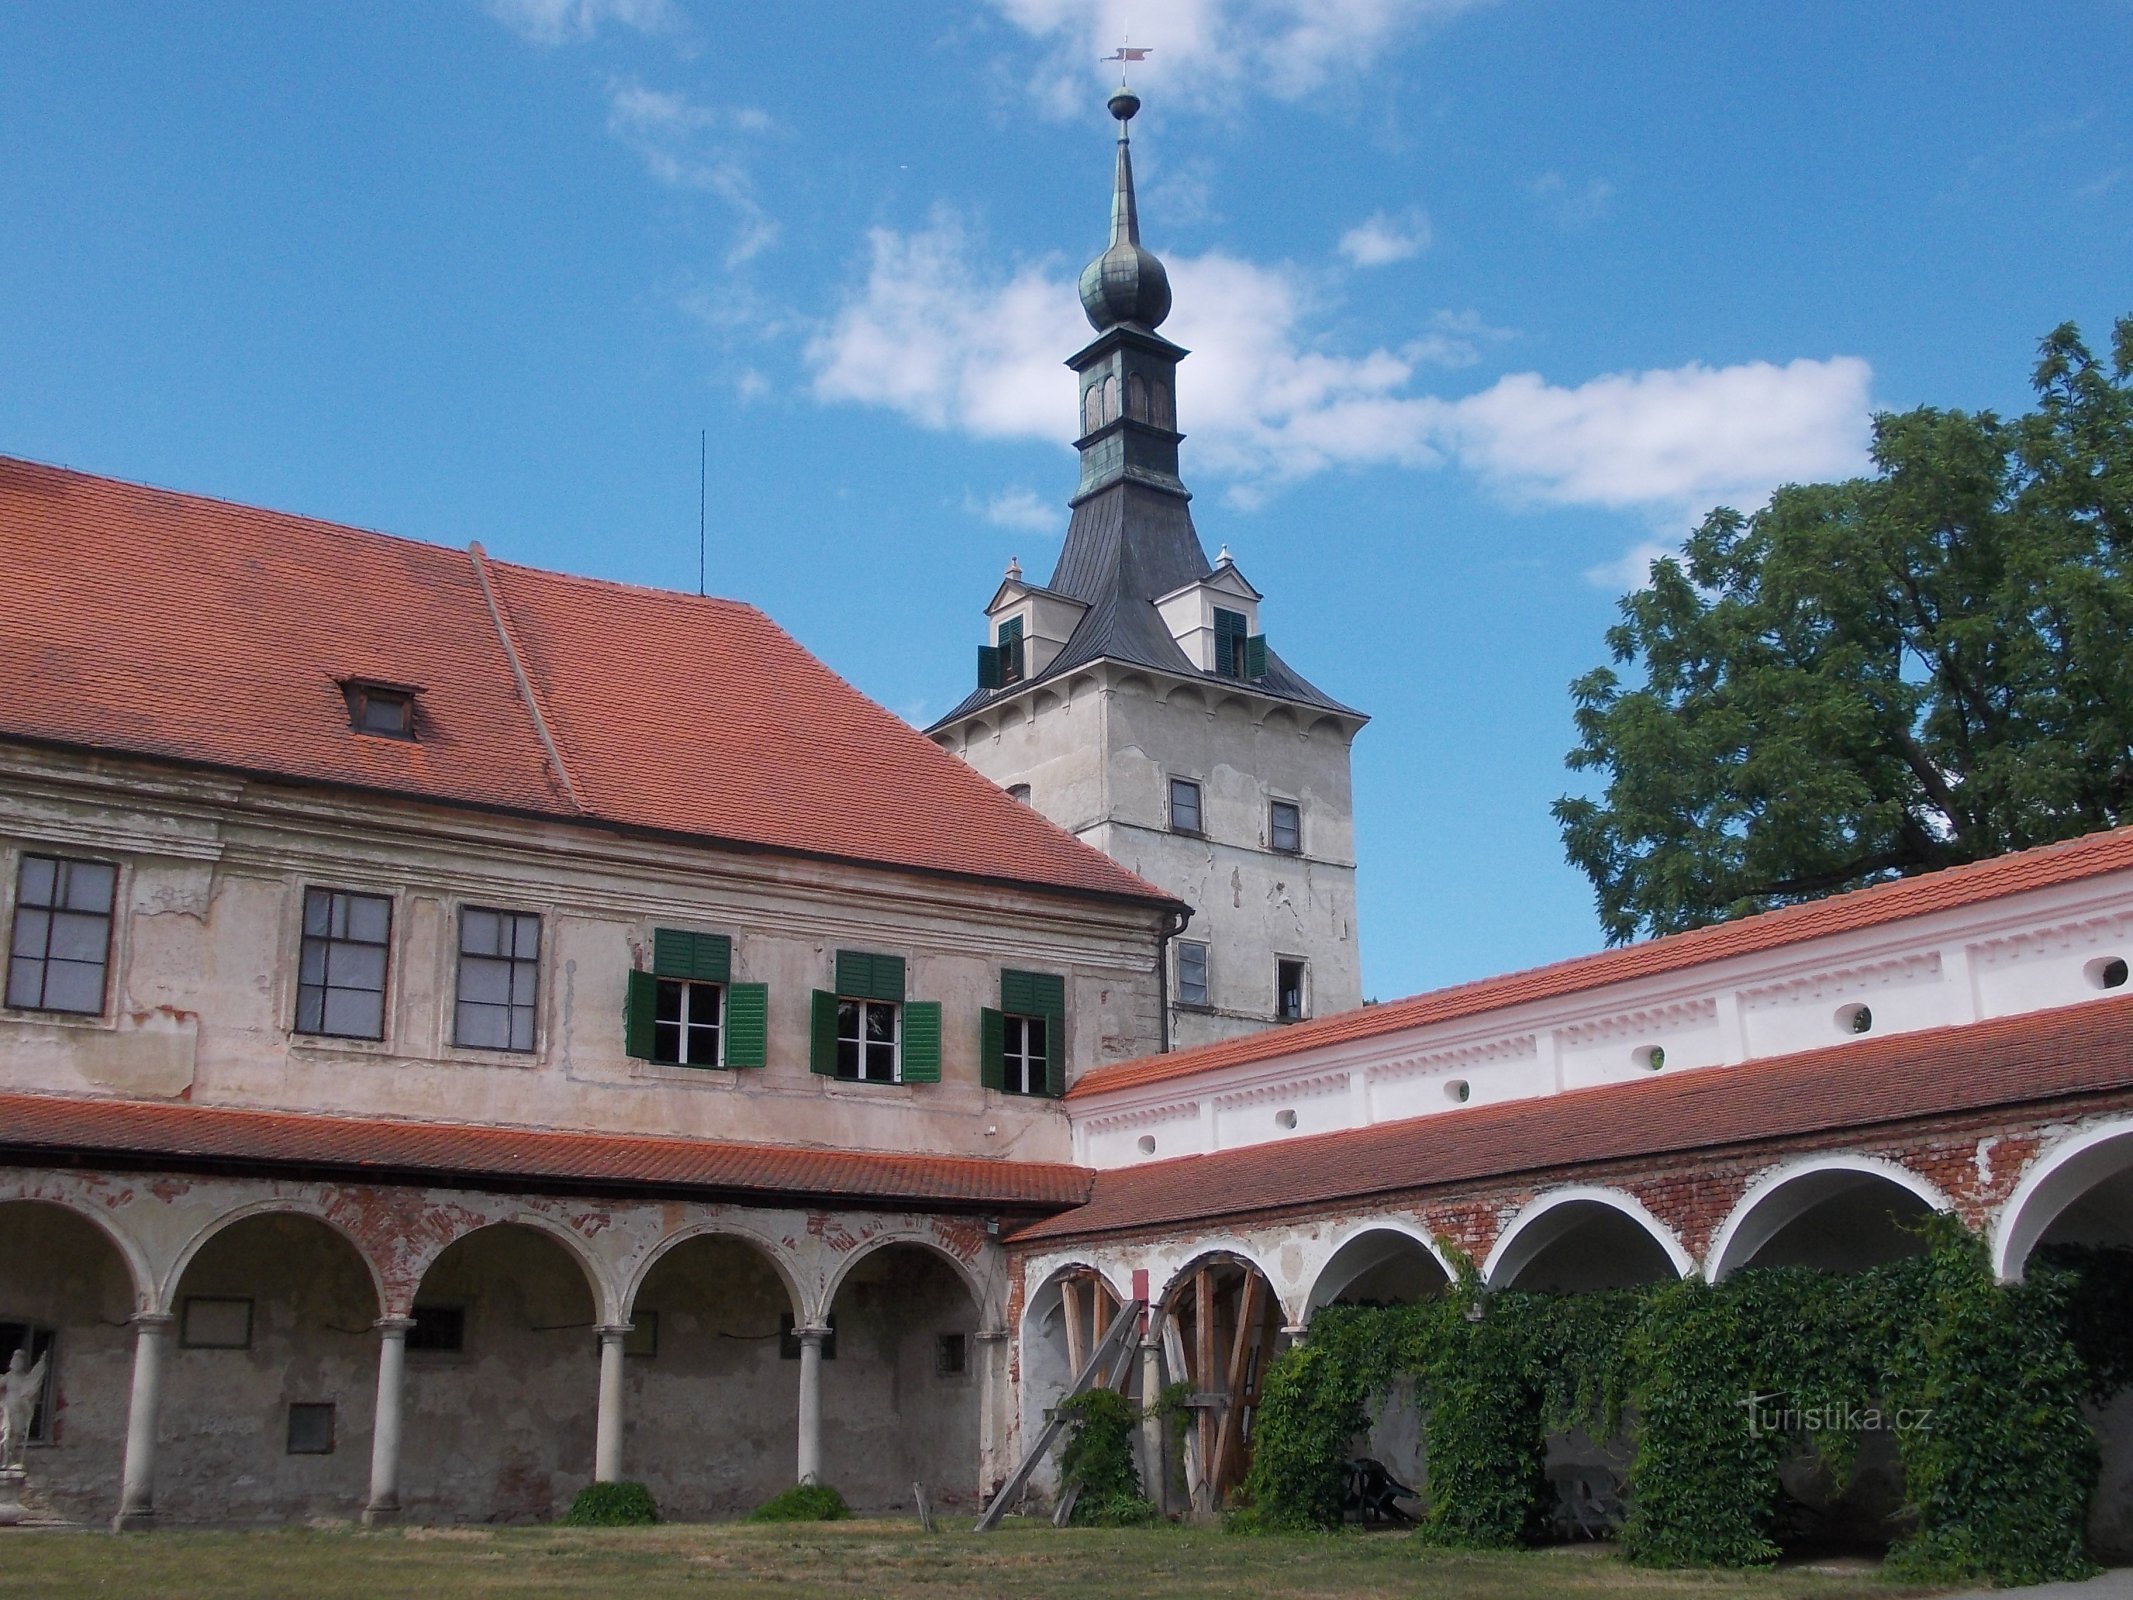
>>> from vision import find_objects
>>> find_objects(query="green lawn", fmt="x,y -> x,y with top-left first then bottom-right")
0,1521 -> 1951,1600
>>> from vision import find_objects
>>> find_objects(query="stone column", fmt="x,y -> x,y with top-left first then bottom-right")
112,1311 -> 173,1532
594,1324 -> 630,1483
363,1316 -> 417,1525
1139,1333 -> 1166,1509
974,1328 -> 1009,1500
795,1325 -> 829,1485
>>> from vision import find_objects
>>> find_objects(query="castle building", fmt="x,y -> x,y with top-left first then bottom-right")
928,87 -> 1368,1051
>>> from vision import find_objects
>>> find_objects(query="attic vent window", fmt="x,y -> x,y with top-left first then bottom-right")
343,681 -> 417,740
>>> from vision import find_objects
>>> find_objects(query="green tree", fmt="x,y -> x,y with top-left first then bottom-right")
1556,317 -> 2133,943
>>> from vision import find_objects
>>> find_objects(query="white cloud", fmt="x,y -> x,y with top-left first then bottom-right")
1581,539 -> 1675,592
486,0 -> 675,45
966,487 -> 1066,536
986,0 -> 1491,112
806,214 -> 1873,526
606,81 -> 779,265
1339,210 -> 1431,266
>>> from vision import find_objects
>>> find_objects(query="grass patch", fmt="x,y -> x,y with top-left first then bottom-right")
0,1522 -> 1956,1599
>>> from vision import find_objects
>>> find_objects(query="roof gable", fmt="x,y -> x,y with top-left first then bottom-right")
0,456 -> 1174,907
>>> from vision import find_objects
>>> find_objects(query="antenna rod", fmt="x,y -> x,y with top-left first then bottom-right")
698,429 -> 706,598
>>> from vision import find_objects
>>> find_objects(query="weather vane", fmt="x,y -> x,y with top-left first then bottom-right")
1103,38 -> 1152,83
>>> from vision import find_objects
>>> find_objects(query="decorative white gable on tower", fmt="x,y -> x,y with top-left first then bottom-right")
930,86 -> 1369,1050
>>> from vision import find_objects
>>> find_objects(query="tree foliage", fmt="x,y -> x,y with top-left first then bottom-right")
1557,317 -> 2133,943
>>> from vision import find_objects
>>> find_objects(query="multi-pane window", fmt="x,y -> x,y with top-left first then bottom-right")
1168,777 -> 1203,835
655,980 -> 723,1067
296,888 -> 392,1040
1001,1013 -> 1048,1095
1270,800 -> 1302,854
7,855 -> 117,1014
455,908 -> 540,1052
837,998 -> 899,1082
343,683 -> 416,739
1177,940 -> 1211,1008
1277,958 -> 1308,1022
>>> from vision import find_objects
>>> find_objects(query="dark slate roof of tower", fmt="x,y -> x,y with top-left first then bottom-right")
931,88 -> 1364,733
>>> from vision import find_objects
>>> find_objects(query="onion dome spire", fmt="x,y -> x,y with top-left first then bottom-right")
1077,84 -> 1172,332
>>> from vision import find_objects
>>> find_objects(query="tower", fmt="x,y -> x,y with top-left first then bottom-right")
929,85 -> 1368,1049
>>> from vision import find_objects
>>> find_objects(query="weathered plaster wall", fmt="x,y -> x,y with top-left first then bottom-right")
938,665 -> 1363,1049
0,745 -> 1169,1160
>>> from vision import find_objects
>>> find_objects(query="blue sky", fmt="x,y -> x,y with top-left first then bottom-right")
4,2 -> 2128,1001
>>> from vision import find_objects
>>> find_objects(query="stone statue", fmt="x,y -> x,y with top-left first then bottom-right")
0,1346 -> 48,1471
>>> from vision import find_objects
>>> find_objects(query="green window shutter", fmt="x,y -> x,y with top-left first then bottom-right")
997,615 -> 1024,646
653,929 -> 731,983
1033,973 -> 1066,1016
725,982 -> 768,1068
836,950 -> 905,1002
978,645 -> 1002,690
624,968 -> 658,1060
979,1007 -> 1005,1092
1000,969 -> 1037,1016
1213,608 -> 1246,678
1043,1008 -> 1065,1099
1245,633 -> 1268,680
809,989 -> 839,1076
901,1000 -> 941,1084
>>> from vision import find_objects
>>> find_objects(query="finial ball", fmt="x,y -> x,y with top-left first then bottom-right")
1107,87 -> 1141,122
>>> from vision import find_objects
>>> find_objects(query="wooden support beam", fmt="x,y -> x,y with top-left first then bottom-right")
1061,1277 -> 1086,1380
973,1299 -> 1145,1532
1194,1269 -> 1216,1515
1161,1313 -> 1200,1512
1208,1272 -> 1262,1501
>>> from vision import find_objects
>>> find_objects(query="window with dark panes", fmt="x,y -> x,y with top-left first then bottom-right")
1168,777 -> 1202,835
286,1402 -> 335,1454
1277,958 -> 1308,1022
1177,940 -> 1210,1008
342,681 -> 416,740
455,908 -> 540,1051
1269,799 -> 1302,854
7,855 -> 117,1014
406,1304 -> 465,1353
296,888 -> 392,1040
655,979 -> 723,1066
837,997 -> 898,1082
1001,1013 -> 1048,1095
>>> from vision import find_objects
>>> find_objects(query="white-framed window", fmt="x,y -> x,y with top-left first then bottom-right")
1177,940 -> 1210,1008
1269,799 -> 1302,854
1168,777 -> 1203,835
296,887 -> 392,1040
455,907 -> 540,1052
654,979 -> 724,1067
7,854 -> 118,1015
1001,1013 -> 1049,1095
837,997 -> 899,1082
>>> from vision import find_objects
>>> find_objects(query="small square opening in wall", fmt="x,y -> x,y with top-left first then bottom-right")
1276,958 -> 1308,1022
286,1402 -> 336,1455
406,1304 -> 466,1353
935,1332 -> 969,1377
180,1296 -> 253,1350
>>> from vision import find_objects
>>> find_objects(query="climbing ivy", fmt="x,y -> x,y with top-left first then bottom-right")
1240,1221 -> 2109,1587
1058,1388 -> 1160,1525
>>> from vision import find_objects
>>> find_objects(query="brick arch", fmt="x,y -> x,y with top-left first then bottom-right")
1705,1153 -> 1953,1281
621,1222 -> 805,1324
158,1196 -> 386,1318
1482,1184 -> 1695,1289
1993,1116 -> 2133,1281
0,1185 -> 155,1314
820,1233 -> 994,1331
401,1212 -> 620,1324
1303,1219 -> 1455,1318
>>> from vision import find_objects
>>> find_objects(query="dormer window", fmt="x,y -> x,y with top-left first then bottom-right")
342,680 -> 417,741
997,616 -> 1026,686
1213,608 -> 1258,680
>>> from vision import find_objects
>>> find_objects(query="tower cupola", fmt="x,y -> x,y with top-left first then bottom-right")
1077,87 -> 1172,332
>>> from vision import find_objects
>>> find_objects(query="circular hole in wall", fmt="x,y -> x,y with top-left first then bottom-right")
1274,1109 -> 1299,1130
1444,1078 -> 1471,1104
1635,1045 -> 1666,1071
1136,1135 -> 1157,1155
1838,1003 -> 1874,1035
2088,956 -> 2130,990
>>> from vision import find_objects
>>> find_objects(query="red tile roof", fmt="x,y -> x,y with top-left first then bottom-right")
0,1092 -> 1094,1211
0,456 -> 1173,908
1021,992 -> 2133,1243
1072,824 -> 2133,1099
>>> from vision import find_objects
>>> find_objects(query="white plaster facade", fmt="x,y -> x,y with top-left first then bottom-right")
1068,858 -> 2133,1166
